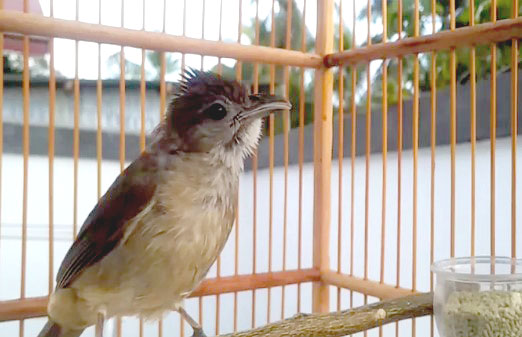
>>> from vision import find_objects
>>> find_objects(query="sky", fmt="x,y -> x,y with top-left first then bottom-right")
33,0 -> 380,81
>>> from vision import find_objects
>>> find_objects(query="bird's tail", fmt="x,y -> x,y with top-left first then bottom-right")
37,320 -> 84,337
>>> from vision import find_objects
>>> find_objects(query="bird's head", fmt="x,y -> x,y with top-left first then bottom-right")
167,69 -> 291,156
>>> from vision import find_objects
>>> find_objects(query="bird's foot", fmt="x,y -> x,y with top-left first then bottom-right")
95,310 -> 106,337
177,306 -> 206,337
191,327 -> 207,337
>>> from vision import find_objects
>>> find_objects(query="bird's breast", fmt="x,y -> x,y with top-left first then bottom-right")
125,157 -> 238,307
70,153 -> 240,321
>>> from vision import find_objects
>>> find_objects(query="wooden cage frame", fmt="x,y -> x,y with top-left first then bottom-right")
0,0 -> 521,335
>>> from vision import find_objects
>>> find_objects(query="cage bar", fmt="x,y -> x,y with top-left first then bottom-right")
297,0 -> 307,316
48,0 -> 55,295
281,0 -> 292,320
312,0 -> 333,314
449,0 -> 456,259
267,0 -> 275,323
251,0 -> 260,327
233,0 -> 243,331
20,1 -> 30,335
138,2 -> 146,335
0,11 -> 321,68
322,271 -> 415,300
214,0 -> 224,334
0,269 -> 319,322
349,0 -> 356,313
429,1 -> 437,336
96,0 -> 102,200
511,0 -> 518,260
380,0 -> 388,289
396,3 -> 403,336
73,0 -> 80,240
469,0 -> 476,259
412,1 -> 420,336
490,1 -> 497,262
324,17 -> 522,67
336,0 -> 344,313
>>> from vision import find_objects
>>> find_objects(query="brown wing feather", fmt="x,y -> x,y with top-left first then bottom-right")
56,151 -> 159,289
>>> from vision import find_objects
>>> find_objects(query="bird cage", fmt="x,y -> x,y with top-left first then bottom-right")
0,0 -> 521,336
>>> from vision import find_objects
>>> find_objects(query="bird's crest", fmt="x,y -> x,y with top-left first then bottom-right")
176,68 -> 247,104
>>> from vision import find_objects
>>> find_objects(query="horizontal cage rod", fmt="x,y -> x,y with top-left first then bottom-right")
322,270 -> 416,300
0,269 -> 320,322
324,17 -> 522,66
0,10 -> 322,68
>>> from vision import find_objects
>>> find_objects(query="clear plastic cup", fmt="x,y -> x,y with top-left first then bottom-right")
432,256 -> 522,337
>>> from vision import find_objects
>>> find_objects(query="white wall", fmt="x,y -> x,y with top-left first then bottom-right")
1,137 -> 521,336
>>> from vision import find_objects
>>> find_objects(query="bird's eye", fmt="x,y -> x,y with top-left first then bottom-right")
204,103 -> 227,121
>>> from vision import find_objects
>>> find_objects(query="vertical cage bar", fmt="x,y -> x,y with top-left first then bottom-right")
200,0 -> 206,70
117,1 -> 126,336
363,0 -> 372,318
349,0 -> 356,312
20,1 -> 30,336
48,0 -> 56,295
233,0 -> 243,331
158,2 -> 166,336
395,0 -> 403,334
312,0 -> 333,314
216,0 -> 223,78
215,1 -> 224,334
490,0 -> 497,262
267,0 -> 276,323
281,0 -> 292,320
96,0 -> 102,200
140,0 -> 146,153
379,0 -> 388,332
297,0 -> 306,314
380,0 -> 388,287
119,18 -> 126,175
430,1 -> 437,336
73,0 -> 80,240
450,0 -> 456,258
159,0 -> 167,124
251,0 -> 260,327
336,0 -> 344,313
139,2 -> 146,334
181,0 -> 186,73
511,0 -> 518,259
412,1 -> 420,335
470,0 -> 476,259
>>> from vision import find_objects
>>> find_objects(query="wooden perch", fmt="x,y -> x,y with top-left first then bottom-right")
219,292 -> 433,337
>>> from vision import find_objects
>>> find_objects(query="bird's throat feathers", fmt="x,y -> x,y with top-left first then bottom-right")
150,116 -> 262,174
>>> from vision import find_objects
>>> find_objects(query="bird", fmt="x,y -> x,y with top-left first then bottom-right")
37,68 -> 291,337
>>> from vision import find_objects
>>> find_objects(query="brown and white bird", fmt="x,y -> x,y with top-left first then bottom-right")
37,69 -> 291,337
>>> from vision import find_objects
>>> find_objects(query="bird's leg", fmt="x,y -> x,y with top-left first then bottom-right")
95,309 -> 106,337
177,306 -> 206,337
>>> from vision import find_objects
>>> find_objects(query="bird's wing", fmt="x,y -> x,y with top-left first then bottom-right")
56,151 -> 159,289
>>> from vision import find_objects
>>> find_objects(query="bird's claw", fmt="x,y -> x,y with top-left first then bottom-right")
191,327 -> 207,337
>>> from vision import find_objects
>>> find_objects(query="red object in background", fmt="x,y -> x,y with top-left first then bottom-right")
3,0 -> 49,56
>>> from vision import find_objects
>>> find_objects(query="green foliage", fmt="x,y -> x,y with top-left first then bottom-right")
355,0 -> 521,110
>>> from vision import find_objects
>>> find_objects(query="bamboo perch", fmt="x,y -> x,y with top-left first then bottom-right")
219,292 -> 434,337
0,10 -> 322,68
324,17 -> 522,66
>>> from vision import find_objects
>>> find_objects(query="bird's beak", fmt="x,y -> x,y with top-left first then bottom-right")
242,94 -> 291,121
